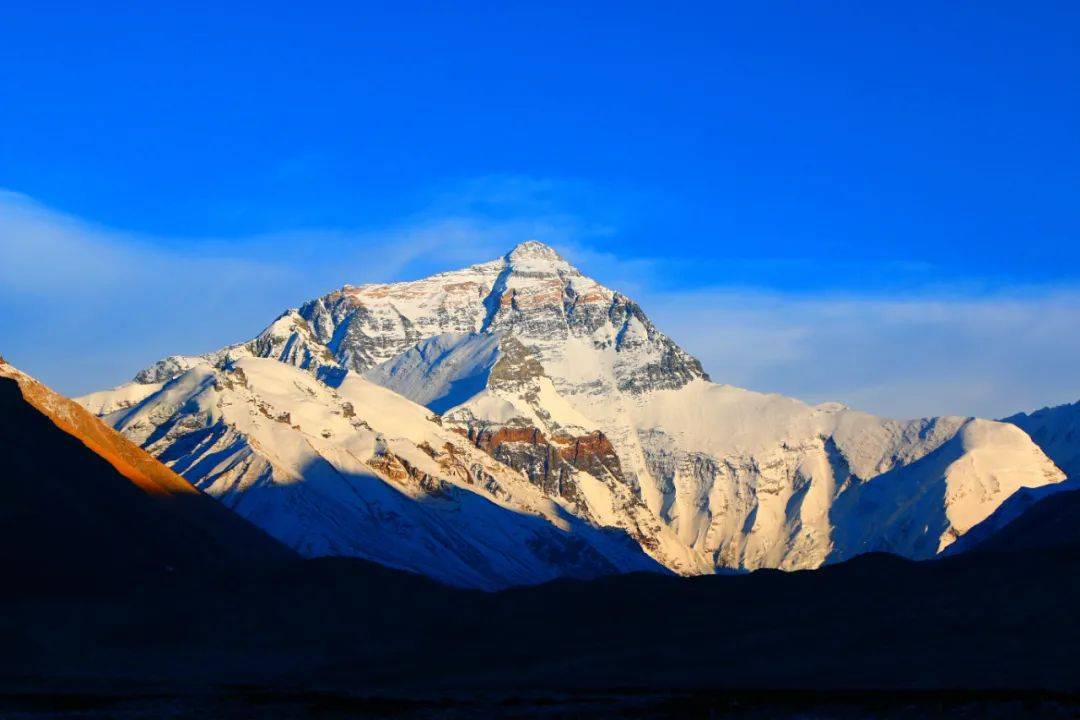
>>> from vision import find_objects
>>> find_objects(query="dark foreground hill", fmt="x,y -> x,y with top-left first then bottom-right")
1,541 -> 1077,712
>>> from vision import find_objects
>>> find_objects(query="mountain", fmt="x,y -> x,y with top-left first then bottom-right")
948,482 -> 1080,557
0,357 -> 294,588
1003,400 -> 1080,480
944,478 -> 1080,555
965,486 -> 1080,554
8,359 -> 1079,708
80,241 -> 1066,586
942,399 -> 1080,555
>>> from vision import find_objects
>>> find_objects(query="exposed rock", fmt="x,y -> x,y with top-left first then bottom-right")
368,449 -> 452,498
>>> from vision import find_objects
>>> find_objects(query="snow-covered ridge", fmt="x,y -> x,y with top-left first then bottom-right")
93,355 -> 662,588
80,240 -> 1067,584
1003,400 -> 1080,480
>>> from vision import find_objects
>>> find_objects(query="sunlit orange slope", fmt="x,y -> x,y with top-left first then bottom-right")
1,359 -> 200,497
0,356 -> 294,588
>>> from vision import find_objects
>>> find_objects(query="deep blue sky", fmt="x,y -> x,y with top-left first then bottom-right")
1,2 -> 1078,416
3,1 -> 1079,289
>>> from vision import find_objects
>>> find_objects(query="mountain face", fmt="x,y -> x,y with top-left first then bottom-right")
962,486 -> 1080,554
939,400 -> 1080,555
89,355 -> 662,589
0,358 -> 294,587
80,241 -> 1066,585
944,478 -> 1080,555
1003,400 -> 1080,480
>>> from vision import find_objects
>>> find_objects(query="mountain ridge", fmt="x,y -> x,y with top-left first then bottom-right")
0,357 -> 295,588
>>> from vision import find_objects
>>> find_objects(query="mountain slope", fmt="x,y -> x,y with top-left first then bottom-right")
945,479 -> 1080,555
81,241 -> 1066,583
94,355 -> 663,589
940,398 -> 1080,555
1003,399 -> 1080,480
0,358 -> 294,588
965,486 -> 1080,554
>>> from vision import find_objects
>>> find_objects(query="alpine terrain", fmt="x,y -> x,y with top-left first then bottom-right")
0,357 -> 294,585
81,241 -> 1067,587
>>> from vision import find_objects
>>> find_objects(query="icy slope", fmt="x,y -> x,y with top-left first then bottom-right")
364,332 -> 502,413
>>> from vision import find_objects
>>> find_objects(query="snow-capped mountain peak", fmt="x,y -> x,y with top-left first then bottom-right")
79,242 -> 1067,586
504,239 -> 579,274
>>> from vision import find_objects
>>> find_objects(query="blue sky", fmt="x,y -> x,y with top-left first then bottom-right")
1,2 -> 1078,417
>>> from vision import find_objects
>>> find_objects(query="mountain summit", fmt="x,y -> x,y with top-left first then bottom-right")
506,239 -> 571,265
81,244 -> 1066,585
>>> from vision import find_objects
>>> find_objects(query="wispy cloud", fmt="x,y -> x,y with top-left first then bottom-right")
0,185 -> 588,394
2,183 -> 1078,421
639,287 -> 1080,420
548,239 -> 1080,419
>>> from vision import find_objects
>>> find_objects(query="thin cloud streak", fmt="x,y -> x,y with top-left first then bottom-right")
550,239 -> 1080,419
642,287 -> 1080,420
2,187 -> 1078,421
0,189 -> 586,394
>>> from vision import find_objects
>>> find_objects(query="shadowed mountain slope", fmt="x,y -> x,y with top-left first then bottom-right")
965,487 -> 1080,554
1004,400 -> 1080,480
0,359 -> 295,589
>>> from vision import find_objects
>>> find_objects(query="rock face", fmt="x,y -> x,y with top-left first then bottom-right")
455,424 -> 624,520
81,241 -> 1067,584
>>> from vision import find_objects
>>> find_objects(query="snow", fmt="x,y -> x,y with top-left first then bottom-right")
90,356 -> 663,589
77,381 -> 163,415
1004,400 -> 1080,480
941,419 -> 1066,546
363,332 -> 501,414
80,239 -> 1070,583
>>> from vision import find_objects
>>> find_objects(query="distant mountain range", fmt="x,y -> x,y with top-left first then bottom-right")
77,241 -> 1071,588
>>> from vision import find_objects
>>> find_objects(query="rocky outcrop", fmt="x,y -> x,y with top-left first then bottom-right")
458,425 -> 588,514
460,423 -> 624,520
245,310 -> 347,385
368,446 -> 452,498
555,431 -> 624,484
